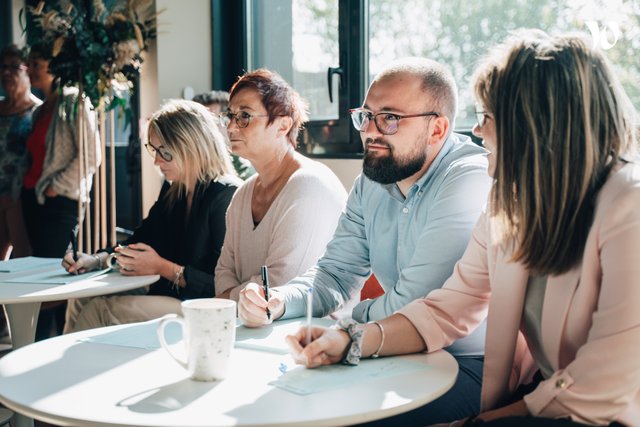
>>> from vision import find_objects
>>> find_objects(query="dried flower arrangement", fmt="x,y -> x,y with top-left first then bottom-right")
26,0 -> 158,109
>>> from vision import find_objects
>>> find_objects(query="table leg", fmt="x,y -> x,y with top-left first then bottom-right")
3,304 -> 40,427
3,303 -> 41,349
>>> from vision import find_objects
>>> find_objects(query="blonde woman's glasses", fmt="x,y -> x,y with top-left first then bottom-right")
145,143 -> 173,162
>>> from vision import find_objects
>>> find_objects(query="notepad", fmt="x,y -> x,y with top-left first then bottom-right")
235,318 -> 333,354
0,257 -> 61,273
83,318 -> 333,351
4,267 -> 113,285
270,357 -> 429,395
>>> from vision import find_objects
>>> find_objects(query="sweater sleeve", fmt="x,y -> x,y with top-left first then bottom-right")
38,91 -> 100,203
214,183 -> 247,296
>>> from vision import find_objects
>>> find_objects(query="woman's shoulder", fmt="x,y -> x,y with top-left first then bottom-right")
602,160 -> 640,196
595,159 -> 640,218
225,174 -> 257,206
198,175 -> 242,196
289,156 -> 345,190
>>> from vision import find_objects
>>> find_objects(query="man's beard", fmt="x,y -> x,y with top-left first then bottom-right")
362,138 -> 427,184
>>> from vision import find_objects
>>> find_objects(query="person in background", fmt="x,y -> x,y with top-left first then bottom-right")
239,57 -> 492,424
22,42 -> 100,257
63,100 -> 240,331
288,30 -> 640,427
0,44 -> 40,260
214,69 -> 347,302
0,43 -> 41,346
21,42 -> 100,340
193,89 -> 255,180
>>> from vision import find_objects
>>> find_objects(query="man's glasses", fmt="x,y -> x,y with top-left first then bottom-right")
0,63 -> 27,73
219,111 -> 270,129
144,143 -> 173,162
475,110 -> 491,128
349,108 -> 440,136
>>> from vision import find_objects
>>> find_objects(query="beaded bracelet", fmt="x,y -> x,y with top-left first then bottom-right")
333,318 -> 363,366
92,254 -> 102,269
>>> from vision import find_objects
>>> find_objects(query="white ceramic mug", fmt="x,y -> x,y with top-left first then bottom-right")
157,298 -> 236,381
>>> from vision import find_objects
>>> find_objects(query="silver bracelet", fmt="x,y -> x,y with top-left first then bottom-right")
332,318 -> 363,366
370,321 -> 385,358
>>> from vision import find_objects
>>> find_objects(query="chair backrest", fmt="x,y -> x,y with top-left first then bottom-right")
0,407 -> 13,426
360,274 -> 384,300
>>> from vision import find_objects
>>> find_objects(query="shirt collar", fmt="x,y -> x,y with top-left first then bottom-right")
381,134 -> 457,200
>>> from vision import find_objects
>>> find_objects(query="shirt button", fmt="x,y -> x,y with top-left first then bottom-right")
402,207 -> 409,214
555,379 -> 567,389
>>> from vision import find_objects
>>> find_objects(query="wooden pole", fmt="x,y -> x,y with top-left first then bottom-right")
76,85 -> 84,253
99,107 -> 107,249
83,100 -> 92,254
109,107 -> 116,246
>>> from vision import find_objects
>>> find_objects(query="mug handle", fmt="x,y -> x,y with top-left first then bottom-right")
157,314 -> 187,370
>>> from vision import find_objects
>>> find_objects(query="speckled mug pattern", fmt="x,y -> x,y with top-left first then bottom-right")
158,299 -> 236,381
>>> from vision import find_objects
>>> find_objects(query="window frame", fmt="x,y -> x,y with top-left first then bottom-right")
211,0 -> 479,159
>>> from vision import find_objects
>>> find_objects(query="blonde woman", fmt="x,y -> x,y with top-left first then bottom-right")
288,30 -> 639,426
64,100 -> 240,331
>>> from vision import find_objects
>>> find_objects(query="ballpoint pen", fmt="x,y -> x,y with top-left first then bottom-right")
306,287 -> 313,346
70,229 -> 78,262
261,265 -> 271,319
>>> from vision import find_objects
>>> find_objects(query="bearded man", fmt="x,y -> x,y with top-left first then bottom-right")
237,57 -> 491,423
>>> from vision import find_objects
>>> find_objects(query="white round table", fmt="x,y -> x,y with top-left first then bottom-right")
0,264 -> 159,349
0,320 -> 458,427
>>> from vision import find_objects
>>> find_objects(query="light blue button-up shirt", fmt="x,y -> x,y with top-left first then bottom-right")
279,133 -> 492,356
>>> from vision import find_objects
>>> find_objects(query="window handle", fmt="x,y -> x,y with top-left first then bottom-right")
327,66 -> 345,103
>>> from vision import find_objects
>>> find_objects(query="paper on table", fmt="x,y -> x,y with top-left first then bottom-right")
235,318 -> 333,354
270,357 -> 430,395
4,267 -> 113,285
0,257 -> 61,273
83,318 -> 333,351
81,319 -> 182,349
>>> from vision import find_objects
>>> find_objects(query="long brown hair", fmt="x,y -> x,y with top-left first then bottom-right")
473,29 -> 638,275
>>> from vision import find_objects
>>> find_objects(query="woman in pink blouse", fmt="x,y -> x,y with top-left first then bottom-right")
287,30 -> 639,426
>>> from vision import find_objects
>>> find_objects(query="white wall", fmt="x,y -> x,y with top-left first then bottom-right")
318,158 -> 361,191
156,0 -> 212,102
140,0 -> 213,215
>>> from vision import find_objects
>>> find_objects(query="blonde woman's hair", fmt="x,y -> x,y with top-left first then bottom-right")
473,29 -> 638,275
148,99 -> 236,204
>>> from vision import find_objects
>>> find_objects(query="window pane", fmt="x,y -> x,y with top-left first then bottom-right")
249,0 -> 339,121
369,0 -> 640,129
